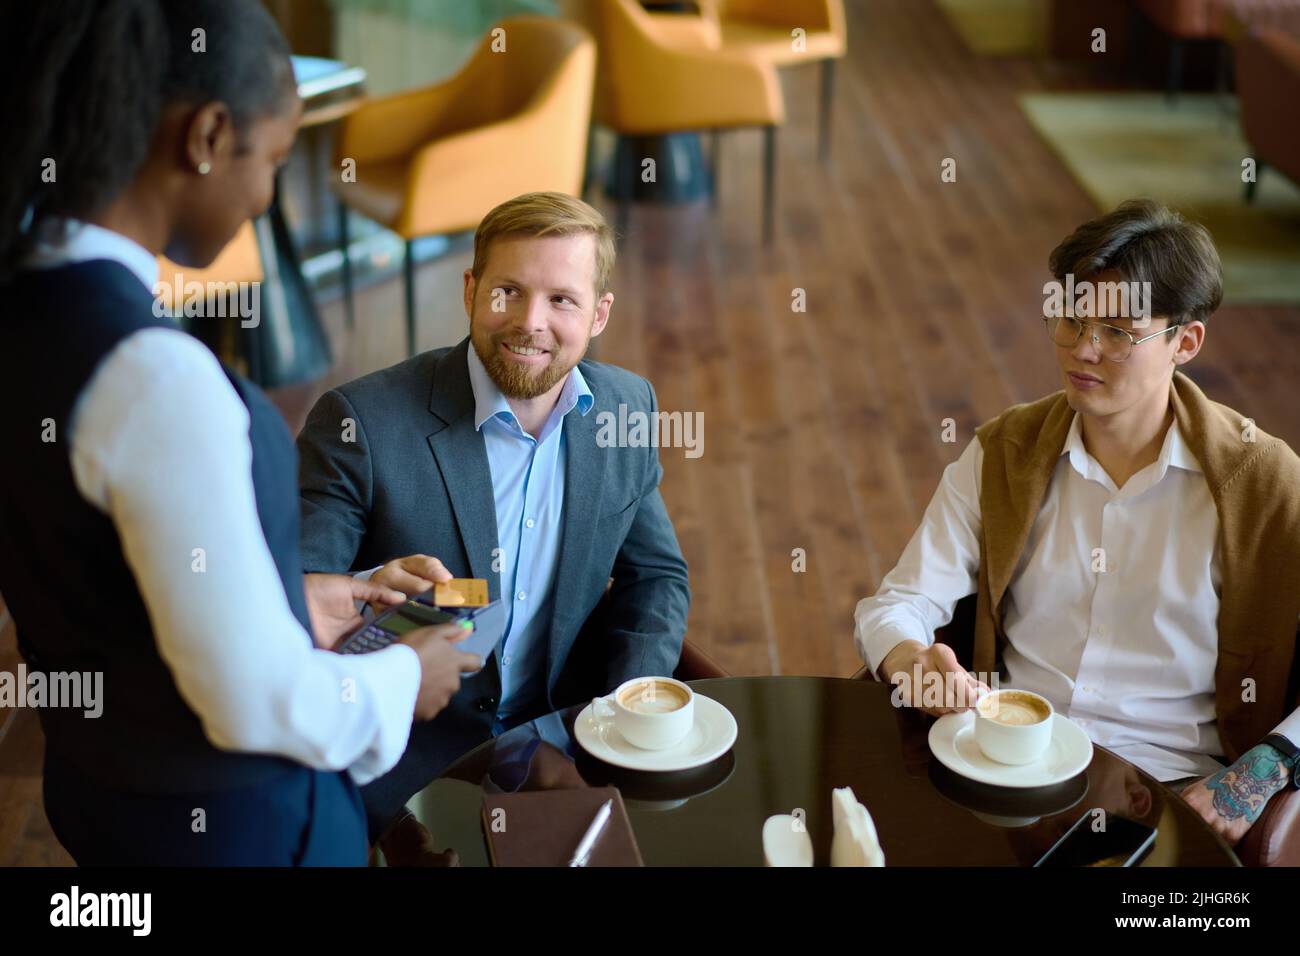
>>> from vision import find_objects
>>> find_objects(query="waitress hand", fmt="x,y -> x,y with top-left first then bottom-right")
304,572 -> 406,650
401,624 -> 482,720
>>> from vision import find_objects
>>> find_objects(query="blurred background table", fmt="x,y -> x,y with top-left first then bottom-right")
401,677 -> 1239,867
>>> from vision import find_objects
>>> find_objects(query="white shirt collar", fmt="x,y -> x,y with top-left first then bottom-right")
1062,410 -> 1202,494
27,219 -> 159,293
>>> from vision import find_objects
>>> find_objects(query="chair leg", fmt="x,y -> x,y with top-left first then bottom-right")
403,240 -> 416,358
337,201 -> 355,329
1245,162 -> 1264,203
762,126 -> 776,246
1215,41 -> 1237,120
1127,5 -> 1146,85
1215,41 -> 1232,96
709,128 -> 720,210
613,135 -> 632,239
1166,37 -> 1184,102
582,123 -> 598,197
819,59 -> 835,163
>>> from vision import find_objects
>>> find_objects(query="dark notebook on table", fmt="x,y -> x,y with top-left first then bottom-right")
481,787 -> 643,867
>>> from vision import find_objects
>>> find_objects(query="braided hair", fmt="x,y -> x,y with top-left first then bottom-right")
0,0 -> 294,278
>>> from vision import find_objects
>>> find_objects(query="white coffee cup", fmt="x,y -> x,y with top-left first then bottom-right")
593,676 -> 695,751
973,689 -> 1054,765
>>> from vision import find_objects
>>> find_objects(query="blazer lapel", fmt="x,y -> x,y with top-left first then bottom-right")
425,339 -> 500,594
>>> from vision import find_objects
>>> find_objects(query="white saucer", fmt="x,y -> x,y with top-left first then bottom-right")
574,694 -> 738,772
928,712 -> 1093,788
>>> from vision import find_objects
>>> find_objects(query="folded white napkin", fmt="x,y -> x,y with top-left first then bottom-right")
831,786 -> 885,867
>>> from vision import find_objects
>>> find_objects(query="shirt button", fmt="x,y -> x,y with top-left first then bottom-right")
525,518 -> 535,529
517,590 -> 527,601
502,656 -> 512,666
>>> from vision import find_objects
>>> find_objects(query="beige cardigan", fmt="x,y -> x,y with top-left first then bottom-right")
971,371 -> 1300,761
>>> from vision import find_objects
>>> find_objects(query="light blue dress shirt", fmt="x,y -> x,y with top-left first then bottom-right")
466,346 -> 594,721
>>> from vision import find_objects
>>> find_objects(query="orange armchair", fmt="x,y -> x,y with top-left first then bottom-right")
566,0 -> 785,240
156,221 -> 269,377
673,637 -> 729,681
332,16 -> 595,357
589,0 -> 784,133
700,0 -> 847,160
156,220 -> 263,307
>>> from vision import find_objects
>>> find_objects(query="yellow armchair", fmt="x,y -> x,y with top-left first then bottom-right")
156,221 -> 290,383
592,0 -> 784,132
156,221 -> 264,309
566,0 -> 785,241
700,0 -> 846,160
332,16 -> 595,356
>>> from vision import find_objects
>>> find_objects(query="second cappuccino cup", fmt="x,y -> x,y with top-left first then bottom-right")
973,689 -> 1054,765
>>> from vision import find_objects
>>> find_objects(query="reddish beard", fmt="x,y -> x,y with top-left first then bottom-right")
471,328 -> 575,399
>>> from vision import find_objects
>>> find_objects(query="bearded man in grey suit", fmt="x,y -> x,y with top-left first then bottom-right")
296,192 -> 690,839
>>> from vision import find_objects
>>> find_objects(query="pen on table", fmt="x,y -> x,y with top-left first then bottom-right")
568,798 -> 613,867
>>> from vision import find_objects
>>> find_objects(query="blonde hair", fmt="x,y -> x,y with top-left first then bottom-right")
471,191 -> 616,295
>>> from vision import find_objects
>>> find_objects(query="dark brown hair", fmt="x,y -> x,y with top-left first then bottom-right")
1048,199 -> 1223,325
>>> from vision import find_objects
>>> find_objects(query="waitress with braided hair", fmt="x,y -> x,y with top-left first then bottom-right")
0,0 -> 479,865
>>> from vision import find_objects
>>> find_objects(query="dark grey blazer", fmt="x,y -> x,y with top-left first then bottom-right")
296,338 -> 690,834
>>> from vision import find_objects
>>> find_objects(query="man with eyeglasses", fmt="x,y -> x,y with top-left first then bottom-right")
854,199 -> 1300,847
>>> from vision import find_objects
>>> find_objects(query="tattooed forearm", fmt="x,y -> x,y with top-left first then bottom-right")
1205,744 -> 1291,823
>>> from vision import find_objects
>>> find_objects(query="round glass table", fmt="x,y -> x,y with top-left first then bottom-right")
401,677 -> 1239,867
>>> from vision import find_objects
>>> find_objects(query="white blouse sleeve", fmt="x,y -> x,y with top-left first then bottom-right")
854,436 -> 985,676
69,327 -> 419,785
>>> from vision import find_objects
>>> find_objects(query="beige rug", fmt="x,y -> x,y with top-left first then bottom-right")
1020,92 -> 1300,305
936,0 -> 1049,57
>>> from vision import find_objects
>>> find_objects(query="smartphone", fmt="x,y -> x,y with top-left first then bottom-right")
1034,810 -> 1157,867
447,599 -> 506,662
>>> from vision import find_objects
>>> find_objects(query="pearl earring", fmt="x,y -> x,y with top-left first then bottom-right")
197,161 -> 211,175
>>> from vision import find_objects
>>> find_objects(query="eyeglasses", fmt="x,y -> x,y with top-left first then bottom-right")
1043,315 -> 1179,363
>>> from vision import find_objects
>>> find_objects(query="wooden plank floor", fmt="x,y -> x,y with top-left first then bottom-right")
3,0 -> 1298,863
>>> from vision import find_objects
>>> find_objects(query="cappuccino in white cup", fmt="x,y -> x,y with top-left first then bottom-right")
974,689 -> 1053,765
595,676 -> 695,751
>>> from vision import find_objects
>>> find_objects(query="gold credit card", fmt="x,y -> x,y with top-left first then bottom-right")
434,578 -> 489,607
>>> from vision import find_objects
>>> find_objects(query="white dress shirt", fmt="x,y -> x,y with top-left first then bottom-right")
855,414 -> 1300,781
31,221 -> 420,786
